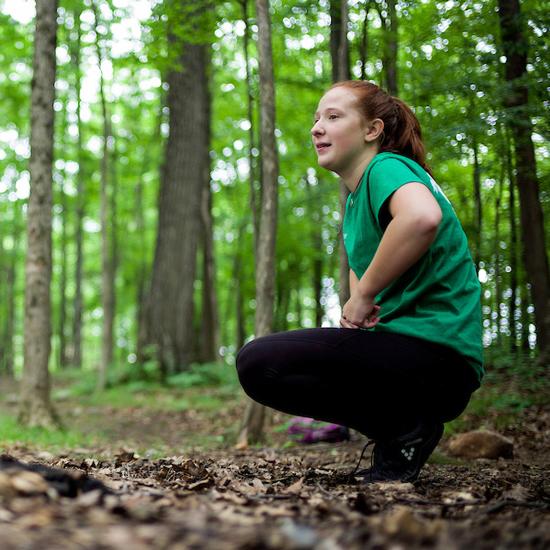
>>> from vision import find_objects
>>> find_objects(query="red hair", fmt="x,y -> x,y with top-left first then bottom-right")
331,80 -> 431,174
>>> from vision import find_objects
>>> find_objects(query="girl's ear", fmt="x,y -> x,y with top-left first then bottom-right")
365,118 -> 384,143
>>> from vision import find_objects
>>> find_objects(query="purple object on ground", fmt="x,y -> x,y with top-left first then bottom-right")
287,417 -> 350,444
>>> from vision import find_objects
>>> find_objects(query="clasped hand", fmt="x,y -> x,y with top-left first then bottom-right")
340,292 -> 380,329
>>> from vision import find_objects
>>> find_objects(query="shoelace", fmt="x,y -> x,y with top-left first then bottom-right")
349,439 -> 375,481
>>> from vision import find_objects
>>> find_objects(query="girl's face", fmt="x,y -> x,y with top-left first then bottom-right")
311,87 -> 372,177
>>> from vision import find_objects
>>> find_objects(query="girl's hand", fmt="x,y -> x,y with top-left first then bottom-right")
340,293 -> 380,329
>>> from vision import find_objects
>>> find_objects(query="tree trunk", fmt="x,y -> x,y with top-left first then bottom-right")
359,4 -> 369,81
136,95 -> 164,365
330,0 -> 351,308
2,212 -> 18,376
494,169 -> 504,348
92,1 -> 115,390
506,129 -> 518,353
238,0 -> 279,448
472,136 -> 482,273
305,176 -> 324,326
58,165 -> 68,368
498,0 -> 550,363
70,6 -> 84,369
19,0 -> 59,428
234,224 -> 247,353
146,4 -> 211,374
1,195 -> 19,377
200,146 -> 220,363
241,0 -> 260,253
385,0 -> 398,95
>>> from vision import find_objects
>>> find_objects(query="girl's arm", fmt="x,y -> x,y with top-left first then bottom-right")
349,268 -> 359,294
342,182 -> 442,328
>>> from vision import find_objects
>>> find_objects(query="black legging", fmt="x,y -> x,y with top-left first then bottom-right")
236,328 -> 479,440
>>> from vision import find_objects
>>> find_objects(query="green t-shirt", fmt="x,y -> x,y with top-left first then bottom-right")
343,152 -> 484,382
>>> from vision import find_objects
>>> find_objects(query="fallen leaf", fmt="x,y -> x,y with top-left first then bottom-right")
11,472 -> 49,495
282,477 -> 304,495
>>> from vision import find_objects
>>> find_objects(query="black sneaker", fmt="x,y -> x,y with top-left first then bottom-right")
353,421 -> 444,483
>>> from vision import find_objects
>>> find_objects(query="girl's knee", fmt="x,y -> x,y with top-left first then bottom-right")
235,338 -> 278,401
236,339 -> 265,389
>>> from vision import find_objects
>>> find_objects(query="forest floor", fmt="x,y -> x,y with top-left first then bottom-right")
0,366 -> 548,549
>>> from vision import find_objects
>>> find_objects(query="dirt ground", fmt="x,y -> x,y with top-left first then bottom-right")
0,381 -> 548,549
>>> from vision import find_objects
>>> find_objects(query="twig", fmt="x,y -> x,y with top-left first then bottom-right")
486,499 -> 550,514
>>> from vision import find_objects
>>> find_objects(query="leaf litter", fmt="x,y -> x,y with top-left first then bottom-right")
0,405 -> 548,548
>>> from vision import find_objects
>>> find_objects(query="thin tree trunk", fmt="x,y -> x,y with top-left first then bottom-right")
494,169 -> 504,348
110,134 -> 119,364
19,0 -> 59,428
238,0 -> 279,447
58,167 -> 68,368
498,0 -> 550,363
506,129 -> 518,353
330,0 -> 351,308
136,93 -> 165,365
70,6 -> 84,369
234,224 -> 247,352
472,136 -> 482,273
3,210 -> 18,376
295,287 -> 303,328
359,3 -> 369,81
200,149 -> 220,362
241,0 -> 259,254
305,178 -> 324,326
385,0 -> 398,95
92,1 -> 114,390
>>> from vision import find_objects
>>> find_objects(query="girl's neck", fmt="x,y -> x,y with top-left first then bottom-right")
339,147 -> 380,193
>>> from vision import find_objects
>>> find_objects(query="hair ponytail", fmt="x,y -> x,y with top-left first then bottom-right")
331,81 -> 431,175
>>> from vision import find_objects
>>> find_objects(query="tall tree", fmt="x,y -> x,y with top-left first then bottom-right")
70,4 -> 84,369
241,0 -> 260,251
92,1 -> 115,389
0,195 -> 20,377
145,0 -> 212,374
383,0 -> 398,95
19,0 -> 59,427
330,0 -> 351,308
237,0 -> 280,447
358,3 -> 370,81
497,0 -> 550,362
199,119 -> 220,363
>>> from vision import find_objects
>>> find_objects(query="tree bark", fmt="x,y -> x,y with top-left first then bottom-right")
359,3 -> 369,81
70,6 -> 84,369
241,0 -> 260,254
58,164 -> 68,368
238,0 -> 279,447
385,0 -> 398,95
92,1 -> 115,390
497,0 -> 550,362
199,151 -> 220,363
146,2 -> 211,374
136,95 -> 164,365
19,0 -> 59,428
234,223 -> 247,353
472,136 -> 482,273
1,196 -> 19,377
305,178 -> 324,327
506,129 -> 518,353
330,0 -> 351,309
494,169 -> 504,347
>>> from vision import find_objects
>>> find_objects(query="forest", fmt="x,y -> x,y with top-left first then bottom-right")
0,0 -> 548,548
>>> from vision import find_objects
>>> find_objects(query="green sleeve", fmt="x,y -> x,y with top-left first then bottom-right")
369,157 -> 429,227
